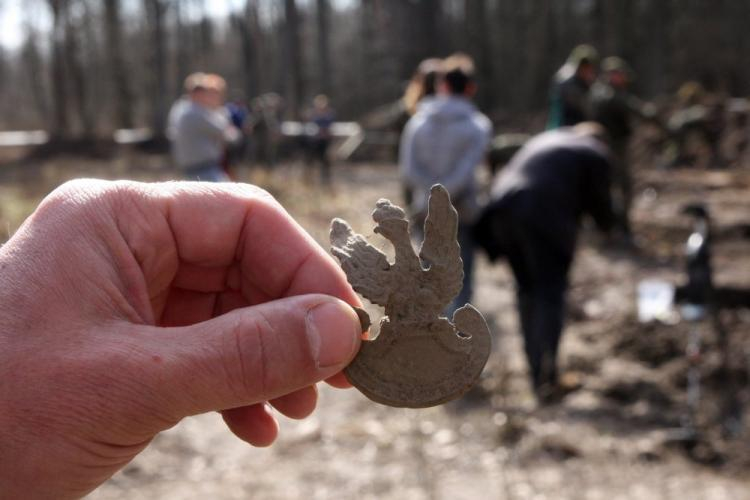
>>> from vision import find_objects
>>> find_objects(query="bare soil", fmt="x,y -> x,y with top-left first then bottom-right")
1,152 -> 749,500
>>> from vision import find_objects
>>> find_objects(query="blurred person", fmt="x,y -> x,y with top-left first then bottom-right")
167,73 -> 240,182
400,58 -> 444,205
487,133 -> 531,176
668,81 -> 725,168
365,58 -> 443,136
474,124 -> 615,401
402,57 -> 443,119
591,56 -> 655,238
225,92 -> 252,172
351,58 -> 444,169
400,53 -> 492,314
547,44 -> 599,129
0,179 -> 363,498
252,93 -> 285,169
166,72 -> 201,131
306,94 -> 336,184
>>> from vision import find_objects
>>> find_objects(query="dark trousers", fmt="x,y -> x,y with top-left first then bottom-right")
504,218 -> 571,390
610,138 -> 633,235
306,138 -> 331,183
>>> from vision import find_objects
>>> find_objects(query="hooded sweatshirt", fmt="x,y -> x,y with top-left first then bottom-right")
399,95 -> 491,222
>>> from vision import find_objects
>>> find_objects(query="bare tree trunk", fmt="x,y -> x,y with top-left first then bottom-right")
174,0 -> 190,96
401,0 -> 442,75
270,0 -> 286,94
248,1 -> 266,95
196,0 -> 214,66
553,0 -> 574,58
464,0 -> 494,110
21,31 -> 49,122
523,0 -> 554,109
233,0 -> 263,101
644,0 -> 672,95
47,0 -> 70,139
284,0 -> 304,118
730,1 -> 750,94
417,0 -> 442,56
360,0 -> 400,108
599,0 -> 632,59
497,0 -> 526,110
64,2 -> 94,138
590,0 -> 605,49
359,0 -> 377,112
104,0 -> 133,129
316,0 -> 332,96
0,49 -> 6,105
143,0 -> 168,138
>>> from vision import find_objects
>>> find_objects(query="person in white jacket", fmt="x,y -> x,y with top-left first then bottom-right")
399,53 -> 492,313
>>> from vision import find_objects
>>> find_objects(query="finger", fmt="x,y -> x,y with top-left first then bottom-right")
269,385 -> 318,420
140,295 -> 361,417
221,403 -> 279,447
154,182 -> 360,304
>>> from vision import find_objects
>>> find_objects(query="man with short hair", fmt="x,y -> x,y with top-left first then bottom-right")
307,94 -> 336,184
475,124 -> 615,401
399,53 -> 492,313
167,73 -> 240,182
547,45 -> 599,129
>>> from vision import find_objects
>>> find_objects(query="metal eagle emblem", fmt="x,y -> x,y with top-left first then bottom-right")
330,184 -> 492,408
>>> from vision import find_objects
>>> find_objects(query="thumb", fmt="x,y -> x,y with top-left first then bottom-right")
140,294 -> 361,418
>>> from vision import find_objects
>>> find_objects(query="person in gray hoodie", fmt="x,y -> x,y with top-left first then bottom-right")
399,53 -> 492,313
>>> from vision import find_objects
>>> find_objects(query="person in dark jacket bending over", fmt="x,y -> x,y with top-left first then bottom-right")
475,123 -> 615,401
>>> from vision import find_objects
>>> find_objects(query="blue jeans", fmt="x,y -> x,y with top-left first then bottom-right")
447,223 -> 475,316
184,163 -> 230,182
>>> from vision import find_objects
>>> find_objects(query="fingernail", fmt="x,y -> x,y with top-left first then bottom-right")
306,301 -> 360,369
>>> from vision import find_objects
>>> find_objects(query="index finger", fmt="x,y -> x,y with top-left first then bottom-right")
115,181 -> 359,389
156,182 -> 360,306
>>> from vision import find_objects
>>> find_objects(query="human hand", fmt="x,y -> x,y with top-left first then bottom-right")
0,180 -> 362,498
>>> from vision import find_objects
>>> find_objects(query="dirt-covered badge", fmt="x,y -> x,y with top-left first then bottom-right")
330,184 -> 492,408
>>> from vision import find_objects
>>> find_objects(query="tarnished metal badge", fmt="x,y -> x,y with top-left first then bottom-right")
330,184 -> 491,408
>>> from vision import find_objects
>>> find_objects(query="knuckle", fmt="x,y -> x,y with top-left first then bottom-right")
235,184 -> 282,212
35,179 -> 91,216
26,180 -> 142,249
36,179 -> 121,221
250,186 -> 277,204
235,183 -> 275,202
47,179 -> 108,206
223,313 -> 269,401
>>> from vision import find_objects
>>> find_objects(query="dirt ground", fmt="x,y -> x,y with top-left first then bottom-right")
1,151 -> 749,500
